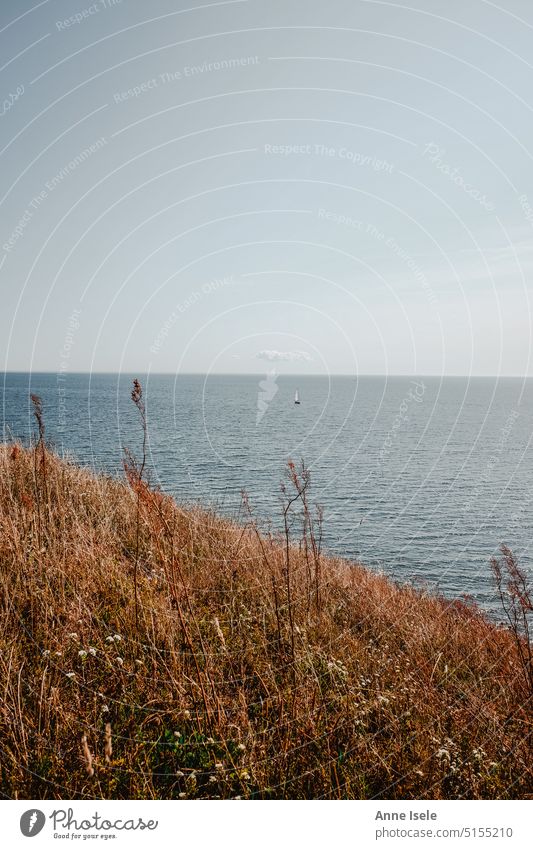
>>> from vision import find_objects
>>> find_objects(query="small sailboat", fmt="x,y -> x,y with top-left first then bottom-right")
294,388 -> 301,405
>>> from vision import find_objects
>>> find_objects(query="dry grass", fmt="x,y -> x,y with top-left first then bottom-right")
0,439 -> 532,800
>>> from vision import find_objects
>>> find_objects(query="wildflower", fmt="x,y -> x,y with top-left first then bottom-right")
88,647 -> 97,656
101,705 -> 109,713
182,709 -> 191,720
135,659 -> 144,666
78,650 -> 87,659
55,651 -> 62,657
436,748 -> 450,761
113,634 -> 122,642
208,775 -> 217,784
68,632 -> 78,640
237,742 -> 246,752
115,657 -> 123,666
215,762 -> 224,771
207,737 -> 215,744
66,672 -> 76,680
42,649 -> 51,657
240,771 -> 250,781
178,793 -> 186,799
105,636 -> 114,644
176,771 -> 184,778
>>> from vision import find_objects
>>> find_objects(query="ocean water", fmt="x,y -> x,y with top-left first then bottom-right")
2,372 -> 533,609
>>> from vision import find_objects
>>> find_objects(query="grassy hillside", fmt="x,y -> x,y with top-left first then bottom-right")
0,436 -> 532,799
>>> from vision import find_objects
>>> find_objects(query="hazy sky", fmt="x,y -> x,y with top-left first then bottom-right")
1,0 -> 533,376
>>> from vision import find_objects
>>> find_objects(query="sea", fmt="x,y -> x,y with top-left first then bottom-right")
2,372 -> 533,610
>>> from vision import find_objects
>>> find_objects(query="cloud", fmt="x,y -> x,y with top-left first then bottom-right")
255,349 -> 313,363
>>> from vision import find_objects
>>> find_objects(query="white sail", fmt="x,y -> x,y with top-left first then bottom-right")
294,389 -> 300,404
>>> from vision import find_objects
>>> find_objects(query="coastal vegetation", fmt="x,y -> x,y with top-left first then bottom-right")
0,386 -> 531,799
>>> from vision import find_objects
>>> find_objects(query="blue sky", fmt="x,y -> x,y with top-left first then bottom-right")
1,0 -> 533,375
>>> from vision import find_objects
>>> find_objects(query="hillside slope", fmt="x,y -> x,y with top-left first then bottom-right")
0,443 -> 531,799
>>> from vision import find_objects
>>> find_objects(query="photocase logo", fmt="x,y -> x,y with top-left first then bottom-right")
20,810 -> 46,837
256,369 -> 279,424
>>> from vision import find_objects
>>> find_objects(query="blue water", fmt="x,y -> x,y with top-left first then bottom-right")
3,372 -> 533,608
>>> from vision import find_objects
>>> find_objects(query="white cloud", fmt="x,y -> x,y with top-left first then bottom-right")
255,349 -> 313,362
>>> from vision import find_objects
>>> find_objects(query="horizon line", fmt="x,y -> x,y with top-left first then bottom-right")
2,371 -> 533,379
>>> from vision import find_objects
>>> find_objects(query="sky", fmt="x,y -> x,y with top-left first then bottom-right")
1,0 -> 533,376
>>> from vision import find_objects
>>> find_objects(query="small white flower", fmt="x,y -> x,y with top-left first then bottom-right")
215,762 -> 224,771
42,649 -> 51,657
78,650 -> 87,659
240,770 -> 250,781
68,632 -> 78,640
207,737 -> 215,744
66,672 -> 76,679
106,636 -> 115,643
88,647 -> 97,656
233,796 -> 242,800
178,793 -> 186,799
436,748 -> 450,761
115,657 -> 123,666
113,634 -> 122,642
135,659 -> 144,665
176,771 -> 184,777
208,775 -> 217,783
102,705 -> 109,713
182,709 -> 191,720
237,743 -> 246,752
55,651 -> 62,657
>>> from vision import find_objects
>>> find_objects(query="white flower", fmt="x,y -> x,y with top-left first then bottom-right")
78,650 -> 87,659
240,771 -> 250,781
436,748 -> 450,761
207,737 -> 215,744
135,659 -> 144,665
182,709 -> 191,720
215,762 -> 224,771
66,672 -> 76,679
178,793 -> 186,799
88,647 -> 97,656
115,657 -> 123,666
68,632 -> 78,640
113,634 -> 122,642
176,771 -> 184,778
42,649 -> 51,657
208,775 -> 217,783
237,743 -> 246,752
102,705 -> 109,713
106,636 -> 115,644
55,651 -> 62,657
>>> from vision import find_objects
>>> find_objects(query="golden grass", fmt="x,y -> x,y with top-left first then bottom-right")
0,442 -> 531,799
